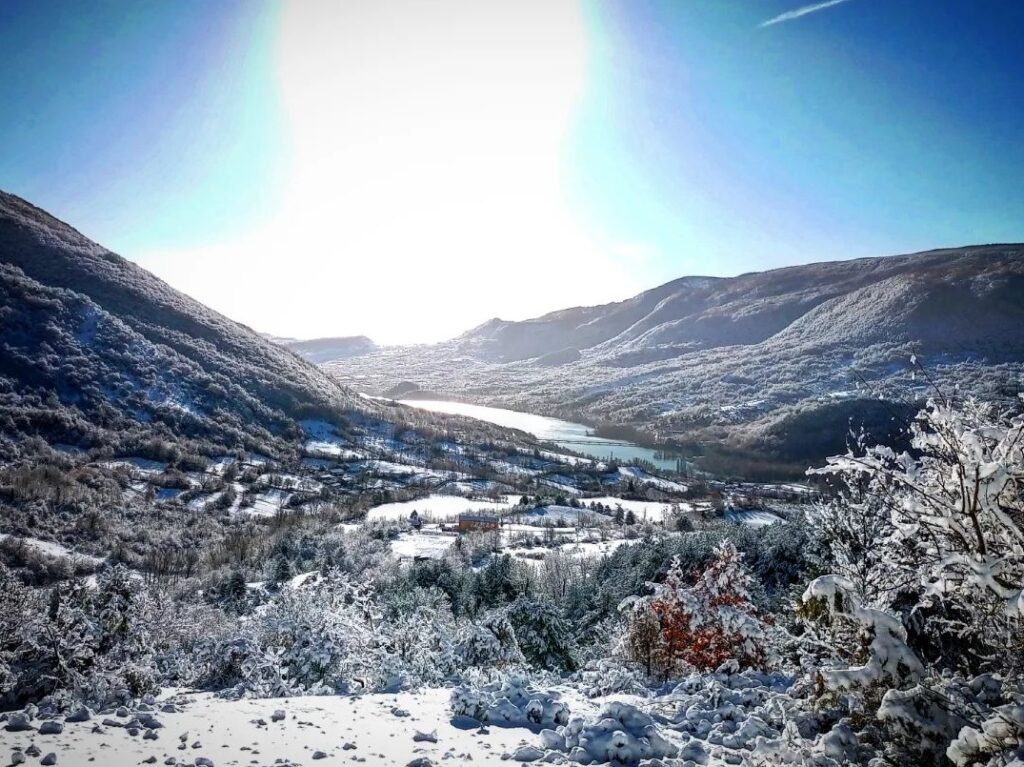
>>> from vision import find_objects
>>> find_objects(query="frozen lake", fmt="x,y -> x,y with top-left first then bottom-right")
398,398 -> 686,472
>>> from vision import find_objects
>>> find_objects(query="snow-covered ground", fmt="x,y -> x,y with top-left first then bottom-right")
238,489 -> 292,517
391,529 -> 459,560
0,670 -> 804,767
97,457 -> 167,476
724,509 -> 785,526
366,495 -> 517,522
0,533 -> 105,566
615,466 -> 689,494
507,505 -> 610,525
580,497 -> 690,523
0,688 -> 572,767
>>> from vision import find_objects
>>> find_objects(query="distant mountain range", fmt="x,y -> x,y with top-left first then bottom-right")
327,245 -> 1024,469
272,335 -> 378,364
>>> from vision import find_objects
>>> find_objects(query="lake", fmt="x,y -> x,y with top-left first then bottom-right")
397,398 -> 686,473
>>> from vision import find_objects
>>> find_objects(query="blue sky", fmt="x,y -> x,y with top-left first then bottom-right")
1,0 -> 1022,342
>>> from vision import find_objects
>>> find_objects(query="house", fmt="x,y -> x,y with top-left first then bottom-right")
457,512 -> 500,531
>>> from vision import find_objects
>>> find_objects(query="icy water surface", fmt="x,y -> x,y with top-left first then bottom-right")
398,398 -> 685,472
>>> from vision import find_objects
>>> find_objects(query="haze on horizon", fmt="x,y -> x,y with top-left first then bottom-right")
2,0 -> 1022,344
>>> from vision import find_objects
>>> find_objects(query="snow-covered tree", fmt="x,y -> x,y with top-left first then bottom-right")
810,396 -> 1024,674
625,542 -> 774,677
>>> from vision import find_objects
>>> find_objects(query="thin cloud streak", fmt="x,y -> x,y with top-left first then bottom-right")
760,0 -> 852,27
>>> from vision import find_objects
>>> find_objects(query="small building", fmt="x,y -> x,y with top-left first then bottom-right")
457,512 -> 500,532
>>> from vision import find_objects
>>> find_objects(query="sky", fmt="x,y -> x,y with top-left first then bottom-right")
1,0 -> 1022,344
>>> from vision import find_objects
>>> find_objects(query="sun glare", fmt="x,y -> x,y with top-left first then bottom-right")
139,0 -> 643,343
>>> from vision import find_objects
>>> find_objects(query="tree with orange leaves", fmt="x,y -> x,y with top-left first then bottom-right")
625,541 -> 771,678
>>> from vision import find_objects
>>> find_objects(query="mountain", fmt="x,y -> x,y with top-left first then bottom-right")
0,191 -> 390,459
451,248 -> 1024,363
276,335 -> 377,364
326,245 -> 1024,469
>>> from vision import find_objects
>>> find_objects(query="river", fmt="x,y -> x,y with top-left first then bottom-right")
397,398 -> 686,473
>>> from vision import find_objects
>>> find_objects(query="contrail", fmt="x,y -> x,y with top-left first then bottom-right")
760,0 -> 853,27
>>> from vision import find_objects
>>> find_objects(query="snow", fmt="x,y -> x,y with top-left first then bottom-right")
617,466 -> 689,494
258,473 -> 323,493
391,529 -> 459,560
541,477 -> 583,496
366,494 -> 518,522
510,505 -> 611,525
0,688 -> 587,767
0,533 -> 105,566
582,496 -> 685,523
238,489 -> 292,517
98,457 -> 167,476
304,440 -> 365,460
724,509 -> 785,527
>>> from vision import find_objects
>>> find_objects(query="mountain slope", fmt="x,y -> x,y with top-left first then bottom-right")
0,191 -> 377,456
326,245 -> 1024,465
452,247 -> 1024,363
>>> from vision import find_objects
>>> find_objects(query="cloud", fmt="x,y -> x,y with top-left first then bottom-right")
760,0 -> 852,27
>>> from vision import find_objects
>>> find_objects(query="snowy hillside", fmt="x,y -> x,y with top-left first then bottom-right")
327,245 -> 1024,470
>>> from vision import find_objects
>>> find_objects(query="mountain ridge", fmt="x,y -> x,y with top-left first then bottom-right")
326,244 -> 1024,464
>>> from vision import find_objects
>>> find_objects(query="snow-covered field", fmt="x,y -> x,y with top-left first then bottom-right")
0,534 -> 105,566
0,688 -> 568,767
0,670 -> 806,767
580,497 -> 690,523
366,495 -> 517,522
238,489 -> 292,517
391,528 -> 459,560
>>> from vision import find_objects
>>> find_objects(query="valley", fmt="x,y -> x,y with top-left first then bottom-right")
0,191 -> 1020,767
325,246 -> 1024,474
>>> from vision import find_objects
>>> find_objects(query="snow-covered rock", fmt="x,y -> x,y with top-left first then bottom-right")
450,678 -> 569,728
557,701 -> 678,764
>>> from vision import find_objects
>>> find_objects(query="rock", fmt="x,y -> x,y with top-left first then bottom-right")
66,707 -> 91,723
38,720 -> 63,735
137,703 -> 153,713
511,745 -> 545,762
271,710 -> 286,723
312,752 -> 327,760
144,729 -> 159,740
25,746 -> 40,758
143,758 -> 157,765
11,752 -> 26,766
41,755 -> 57,766
5,713 -> 33,732
164,759 -> 177,765
115,706 -> 130,718
413,730 -> 438,743
391,707 -> 410,717
139,715 -> 163,730
102,718 -> 123,728
161,704 -> 178,714
539,730 -> 566,751
142,694 -> 157,706
342,743 -> 357,751
405,760 -> 434,767
195,758 -> 214,767
678,740 -> 709,765
128,727 -> 140,736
